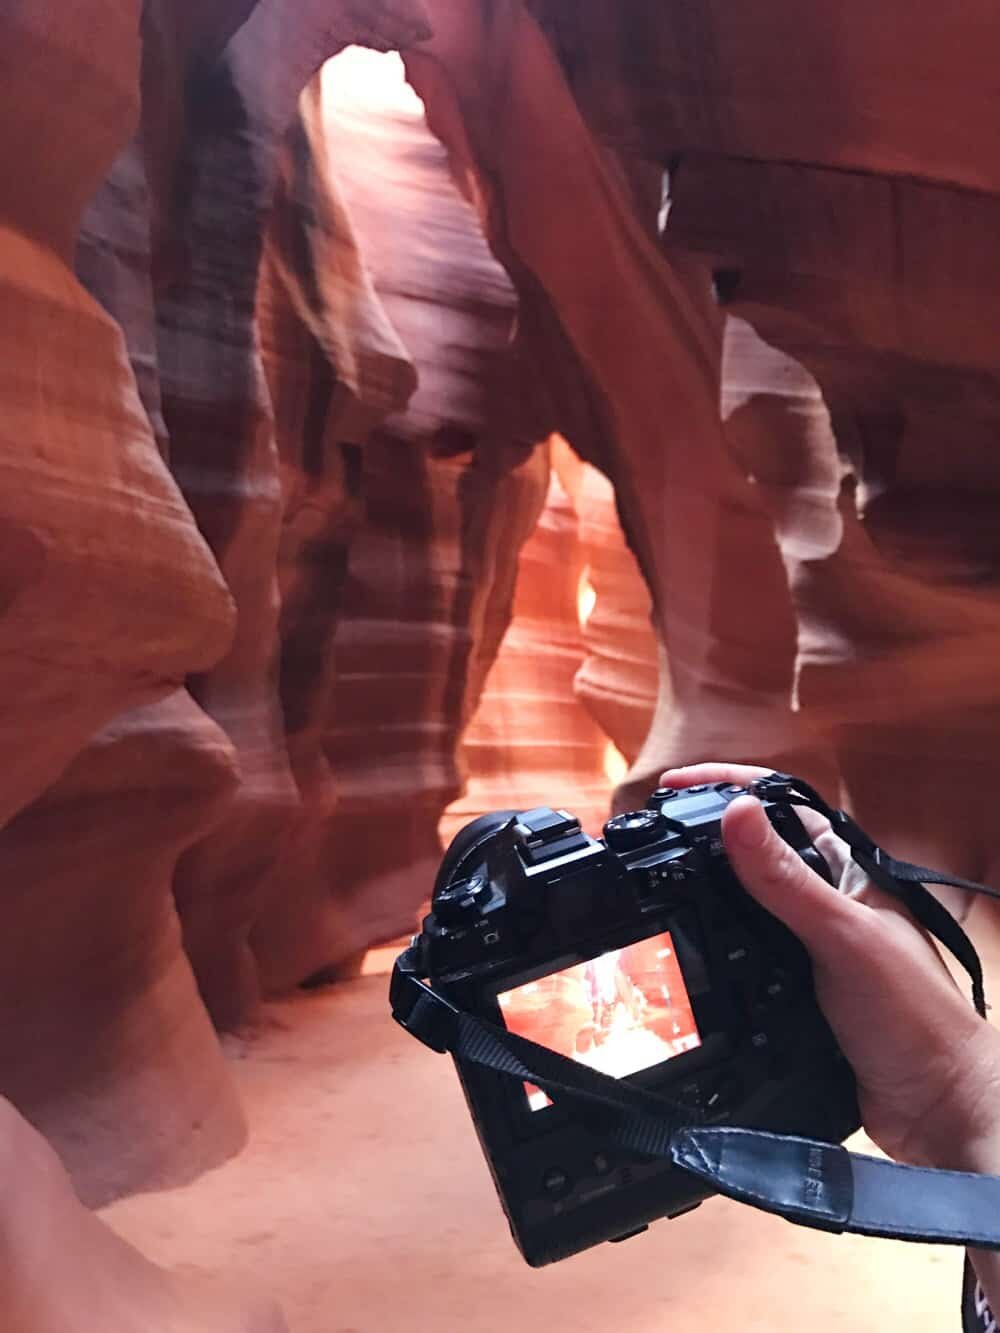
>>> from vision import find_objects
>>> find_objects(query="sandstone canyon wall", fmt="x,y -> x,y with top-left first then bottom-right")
526,0 -> 1000,878
249,52 -> 549,989
1,3 -> 267,1327
3,1 -> 1000,1328
1,0 -> 247,1213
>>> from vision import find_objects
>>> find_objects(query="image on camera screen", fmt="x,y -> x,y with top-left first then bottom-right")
497,931 -> 702,1110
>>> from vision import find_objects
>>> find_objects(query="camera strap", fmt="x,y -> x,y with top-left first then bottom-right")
391,776 -> 1000,1250
392,951 -> 1000,1249
748,772 -> 1000,1022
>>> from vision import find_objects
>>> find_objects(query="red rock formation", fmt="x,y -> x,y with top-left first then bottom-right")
443,453 -> 616,843
0,692 -> 249,1207
529,1 -> 1000,192
0,2 -> 234,828
74,2 -> 432,1032
0,1 -> 249,1203
406,3 -> 830,819
253,72 -> 418,988
147,3 -> 432,1025
556,443 -> 659,767
250,50 -> 549,985
0,1095 -> 285,1333
10,0 -> 1000,1274
410,3 -> 1000,879
548,4 -> 1000,876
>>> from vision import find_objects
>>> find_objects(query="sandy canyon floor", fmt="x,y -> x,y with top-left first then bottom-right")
101,928 -> 995,1333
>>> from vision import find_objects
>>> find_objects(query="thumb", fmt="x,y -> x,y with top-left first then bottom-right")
722,796 -> 858,966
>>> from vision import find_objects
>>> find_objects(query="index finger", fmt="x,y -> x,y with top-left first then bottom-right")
659,761 -> 835,846
658,762 -> 773,790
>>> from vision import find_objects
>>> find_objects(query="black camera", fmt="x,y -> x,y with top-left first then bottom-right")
394,782 -> 861,1266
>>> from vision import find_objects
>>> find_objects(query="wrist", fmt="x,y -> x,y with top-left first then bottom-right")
911,1023 -> 1000,1173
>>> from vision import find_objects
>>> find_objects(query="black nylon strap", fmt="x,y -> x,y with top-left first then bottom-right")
876,851 -> 1000,903
963,1258 -> 995,1333
857,844 -> 988,1017
392,958 -> 699,1132
750,774 -> 993,1017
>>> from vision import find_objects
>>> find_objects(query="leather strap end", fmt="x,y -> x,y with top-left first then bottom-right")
671,1127 -> 853,1234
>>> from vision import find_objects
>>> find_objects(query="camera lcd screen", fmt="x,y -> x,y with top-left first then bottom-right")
497,931 -> 702,1111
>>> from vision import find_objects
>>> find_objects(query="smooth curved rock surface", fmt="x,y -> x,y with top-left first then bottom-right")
530,0 -> 1000,193
0,1095 -> 285,1333
155,6 -> 431,1026
251,49 -> 548,987
443,452 -> 614,843
407,3 -> 823,809
556,442 -> 658,766
0,2 -> 235,829
253,70 -> 419,990
415,2 -> 1000,878
0,1 -> 248,1206
657,118 -> 1000,876
0,692 -> 247,1207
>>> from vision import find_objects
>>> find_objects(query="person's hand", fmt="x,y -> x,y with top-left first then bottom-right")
659,762 -> 1000,1172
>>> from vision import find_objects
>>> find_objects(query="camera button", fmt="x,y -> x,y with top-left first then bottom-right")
706,1073 -> 742,1113
543,1167 -> 572,1197
678,1079 -> 704,1114
723,931 -> 755,974
762,971 -> 790,1004
650,787 -> 678,804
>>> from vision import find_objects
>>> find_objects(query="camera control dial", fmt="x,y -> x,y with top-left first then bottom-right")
433,873 -> 491,926
602,809 -> 671,852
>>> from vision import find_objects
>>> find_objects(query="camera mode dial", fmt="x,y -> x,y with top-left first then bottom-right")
603,809 -> 670,852
434,873 -> 490,926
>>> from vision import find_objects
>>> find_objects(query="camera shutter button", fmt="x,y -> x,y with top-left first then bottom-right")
648,787 -> 678,806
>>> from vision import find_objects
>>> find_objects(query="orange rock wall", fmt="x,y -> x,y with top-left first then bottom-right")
530,0 -> 1000,875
